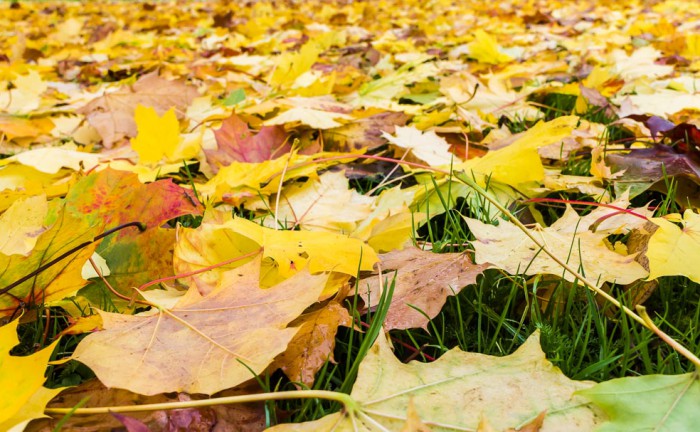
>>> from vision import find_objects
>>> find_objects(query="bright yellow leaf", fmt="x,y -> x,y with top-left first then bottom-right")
468,30 -> 513,65
647,211 -> 700,283
454,116 -> 579,186
130,105 -> 188,165
0,319 -> 63,431
229,217 -> 378,278
269,43 -> 322,88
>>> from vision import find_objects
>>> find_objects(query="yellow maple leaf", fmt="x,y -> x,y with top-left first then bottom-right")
175,210 -> 378,292
647,211 -> 700,283
269,43 -> 322,88
468,30 -> 513,65
228,217 -> 378,278
0,319 -> 63,431
454,116 -> 579,186
130,105 -> 198,165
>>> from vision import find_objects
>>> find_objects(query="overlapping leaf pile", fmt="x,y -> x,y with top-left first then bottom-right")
1,0 -> 700,430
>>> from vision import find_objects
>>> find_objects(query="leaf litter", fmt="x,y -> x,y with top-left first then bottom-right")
0,0 -> 699,431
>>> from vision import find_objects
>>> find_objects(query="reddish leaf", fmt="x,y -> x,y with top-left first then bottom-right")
359,247 -> 488,330
205,113 -> 289,172
0,169 -> 202,315
323,111 -> 410,152
111,413 -> 150,432
64,168 -> 202,232
625,114 -> 675,140
29,380 -> 265,432
608,145 -> 700,185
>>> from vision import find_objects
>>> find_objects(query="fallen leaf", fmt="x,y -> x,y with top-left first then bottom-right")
0,146 -> 100,174
463,205 -> 649,287
0,319 -> 63,432
30,379 -> 266,432
323,111 -> 410,152
0,169 -> 201,316
205,113 -> 289,171
467,30 -> 513,64
578,372 -> 700,431
78,228 -> 178,308
175,212 -> 378,290
382,126 -> 459,167
268,331 -> 603,431
130,105 -> 194,164
265,170 -> 374,232
274,302 -> 352,387
72,258 -> 328,395
455,116 -> 580,187
78,72 -> 198,147
265,107 -> 353,130
0,194 -> 48,256
646,210 -> 700,283
359,247 -> 488,330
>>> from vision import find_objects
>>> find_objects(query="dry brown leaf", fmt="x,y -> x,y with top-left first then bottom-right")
274,301 -> 352,387
359,247 -> 488,330
72,258 -> 328,395
78,72 -> 198,147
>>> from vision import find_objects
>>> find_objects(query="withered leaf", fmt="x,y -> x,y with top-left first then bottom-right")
359,247 -> 488,330
72,258 -> 328,395
78,72 -> 198,147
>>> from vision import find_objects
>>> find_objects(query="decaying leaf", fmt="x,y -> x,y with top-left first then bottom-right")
78,72 -> 198,147
205,113 -> 289,171
359,247 -> 488,330
382,126 -> 459,167
274,301 -> 352,387
265,170 -> 374,232
268,331 -> 604,431
72,258 -> 327,395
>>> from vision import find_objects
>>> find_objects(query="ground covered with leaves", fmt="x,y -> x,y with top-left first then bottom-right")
1,0 -> 700,430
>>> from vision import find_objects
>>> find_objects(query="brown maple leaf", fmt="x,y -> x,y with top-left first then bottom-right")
359,247 -> 488,330
78,72 -> 198,147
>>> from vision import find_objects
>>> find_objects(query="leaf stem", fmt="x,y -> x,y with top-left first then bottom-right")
45,390 -> 356,416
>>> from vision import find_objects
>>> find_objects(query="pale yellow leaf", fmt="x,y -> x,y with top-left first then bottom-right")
0,194 -> 48,256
